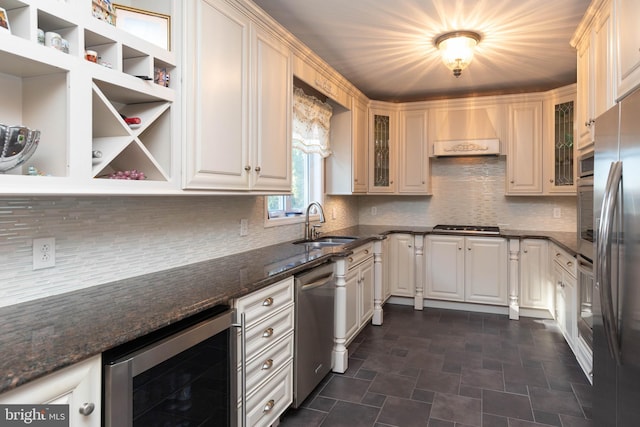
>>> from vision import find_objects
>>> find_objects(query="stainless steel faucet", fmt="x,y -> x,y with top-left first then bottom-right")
304,201 -> 326,240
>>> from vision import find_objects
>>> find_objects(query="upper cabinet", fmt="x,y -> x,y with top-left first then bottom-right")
0,0 -> 179,195
572,0 -> 616,151
506,101 -> 543,195
368,103 -> 397,193
615,0 -> 640,99
183,0 -> 291,192
399,109 -> 430,194
544,85 -> 577,195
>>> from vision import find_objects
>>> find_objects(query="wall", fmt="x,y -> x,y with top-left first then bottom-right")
358,156 -> 577,230
1,157 -> 576,307
0,195 -> 358,307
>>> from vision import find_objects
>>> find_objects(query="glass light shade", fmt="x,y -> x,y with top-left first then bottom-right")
436,32 -> 480,77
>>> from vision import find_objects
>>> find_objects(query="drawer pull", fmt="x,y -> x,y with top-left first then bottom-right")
567,261 -> 574,267
262,297 -> 274,306
79,402 -> 95,416
263,399 -> 275,413
364,249 -> 369,254
262,327 -> 274,338
348,257 -> 353,262
262,358 -> 274,370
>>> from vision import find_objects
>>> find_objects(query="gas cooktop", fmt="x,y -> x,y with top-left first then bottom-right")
432,225 -> 501,235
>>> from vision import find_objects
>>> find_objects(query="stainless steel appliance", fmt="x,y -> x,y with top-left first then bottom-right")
576,254 -> 593,350
593,87 -> 640,426
578,150 -> 595,260
432,224 -> 500,235
293,262 -> 335,408
103,305 -> 236,426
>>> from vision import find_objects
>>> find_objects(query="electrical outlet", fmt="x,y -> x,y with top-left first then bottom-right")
371,206 -> 377,216
553,207 -> 561,218
332,207 -> 337,220
240,219 -> 248,236
33,237 -> 55,270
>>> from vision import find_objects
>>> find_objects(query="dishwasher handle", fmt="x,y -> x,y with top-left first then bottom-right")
299,272 -> 334,292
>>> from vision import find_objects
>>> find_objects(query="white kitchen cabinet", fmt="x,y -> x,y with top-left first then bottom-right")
550,244 -> 578,349
572,0 -> 615,150
543,85 -> 577,195
506,101 -> 543,195
344,242 -> 374,345
399,110 -> 430,194
0,355 -> 102,427
616,0 -> 640,99
465,237 -> 509,305
369,103 -> 397,193
426,235 -> 465,301
519,239 -> 551,310
325,94 -> 369,194
387,234 -> 416,297
426,235 -> 508,306
0,0 -> 178,195
233,277 -> 294,426
184,0 -> 291,192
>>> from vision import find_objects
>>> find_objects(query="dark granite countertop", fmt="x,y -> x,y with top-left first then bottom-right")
0,225 -> 576,394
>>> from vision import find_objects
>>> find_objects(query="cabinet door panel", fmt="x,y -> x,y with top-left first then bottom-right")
360,259 -> 374,324
465,237 -> 508,305
426,236 -> 464,301
617,0 -> 640,98
399,111 -> 429,193
353,99 -> 369,193
252,27 -> 291,191
388,234 -> 415,297
344,269 -> 360,343
185,0 -> 250,189
520,239 -> 550,309
507,102 -> 543,194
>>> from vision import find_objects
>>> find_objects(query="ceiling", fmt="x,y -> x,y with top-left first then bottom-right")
251,0 -> 591,102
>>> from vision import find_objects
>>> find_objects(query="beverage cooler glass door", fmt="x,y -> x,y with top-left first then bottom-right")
104,307 -> 236,427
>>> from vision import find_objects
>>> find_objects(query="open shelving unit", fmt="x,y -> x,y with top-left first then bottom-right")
0,0 -> 179,194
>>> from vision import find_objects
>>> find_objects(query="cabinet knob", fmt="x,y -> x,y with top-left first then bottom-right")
458,247 -> 462,250
255,166 -> 261,172
567,261 -> 574,267
262,327 -> 274,338
467,247 -> 471,251
79,403 -> 95,416
348,257 -> 353,262
263,297 -> 274,306
263,399 -> 275,413
549,179 -> 554,183
510,180 -> 515,184
244,165 -> 251,171
262,358 -> 274,370
390,180 -> 394,184
524,249 -> 528,253
364,249 -> 369,254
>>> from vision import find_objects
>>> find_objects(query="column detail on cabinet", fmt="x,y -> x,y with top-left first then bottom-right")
333,243 -> 375,373
413,235 -> 425,310
372,239 -> 384,325
508,238 -> 520,320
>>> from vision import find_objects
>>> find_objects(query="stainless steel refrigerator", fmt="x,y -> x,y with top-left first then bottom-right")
593,87 -> 640,426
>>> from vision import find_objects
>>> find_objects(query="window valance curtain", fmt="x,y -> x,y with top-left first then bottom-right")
292,87 -> 333,158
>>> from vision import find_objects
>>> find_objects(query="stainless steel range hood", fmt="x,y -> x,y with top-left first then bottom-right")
433,138 -> 500,157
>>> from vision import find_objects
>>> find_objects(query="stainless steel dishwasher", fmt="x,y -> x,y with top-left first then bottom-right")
293,261 -> 335,407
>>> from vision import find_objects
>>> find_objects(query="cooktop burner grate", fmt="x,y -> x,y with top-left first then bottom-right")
432,225 -> 501,235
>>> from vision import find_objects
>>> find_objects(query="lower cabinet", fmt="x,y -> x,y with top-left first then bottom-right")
519,239 -> 551,310
386,233 -> 415,297
550,244 -> 578,348
233,277 -> 294,427
0,355 -> 102,427
426,235 -> 508,305
345,242 -> 374,345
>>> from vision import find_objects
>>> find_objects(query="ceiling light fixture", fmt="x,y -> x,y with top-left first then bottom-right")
435,31 -> 481,78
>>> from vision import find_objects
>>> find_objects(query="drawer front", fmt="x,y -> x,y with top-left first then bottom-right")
237,332 -> 294,400
237,304 -> 294,364
347,242 -> 373,269
551,245 -> 576,277
235,277 -> 294,326
243,362 -> 293,427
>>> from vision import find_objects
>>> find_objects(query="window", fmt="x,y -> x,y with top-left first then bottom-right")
266,86 -> 332,225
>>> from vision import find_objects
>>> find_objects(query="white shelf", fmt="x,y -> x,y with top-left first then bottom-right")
0,0 -> 178,193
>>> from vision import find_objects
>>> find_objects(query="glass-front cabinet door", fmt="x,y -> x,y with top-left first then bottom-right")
546,89 -> 577,194
368,106 -> 396,193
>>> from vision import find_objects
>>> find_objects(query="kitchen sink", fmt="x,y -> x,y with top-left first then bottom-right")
293,236 -> 359,248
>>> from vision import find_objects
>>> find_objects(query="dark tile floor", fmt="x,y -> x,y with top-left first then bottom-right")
279,304 -> 592,427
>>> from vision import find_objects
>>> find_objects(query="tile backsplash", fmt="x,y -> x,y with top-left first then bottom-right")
1,157 -> 576,307
0,195 -> 357,307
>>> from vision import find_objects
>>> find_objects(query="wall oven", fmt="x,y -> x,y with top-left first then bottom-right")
103,305 -> 236,427
576,149 -> 594,350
